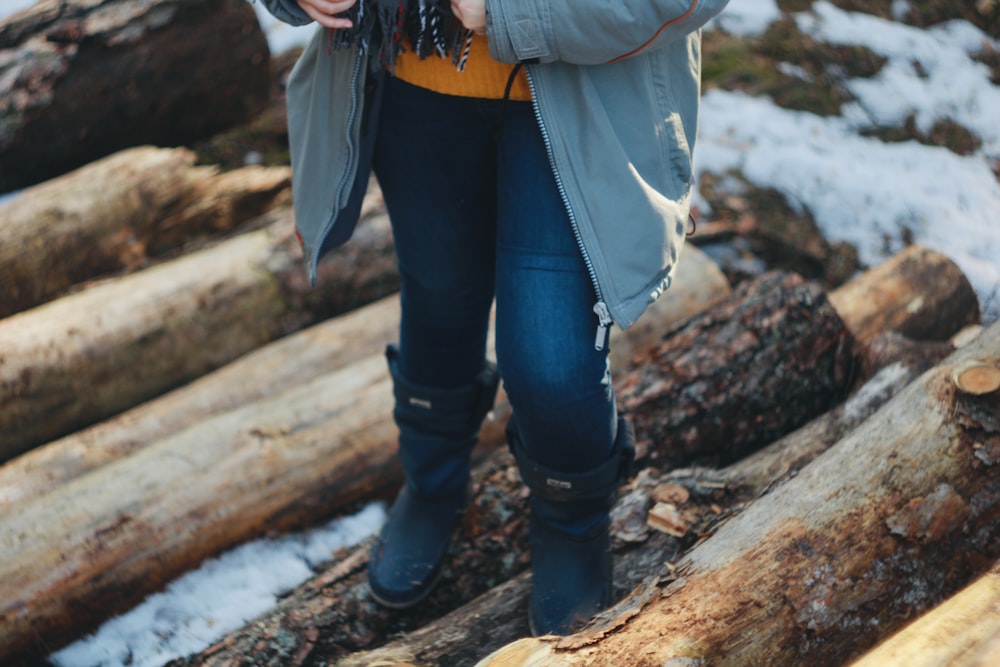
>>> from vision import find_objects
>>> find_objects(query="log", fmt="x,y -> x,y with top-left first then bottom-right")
0,248 -> 727,664
827,244 -> 980,343
476,322 -> 1000,667
0,294 -> 401,510
264,329 -> 959,667
619,270 -> 857,467
621,245 -> 979,469
0,207 -> 398,461
0,0 -> 270,192
0,244 -> 728,508
0,146 -> 290,318
848,560 -> 1000,667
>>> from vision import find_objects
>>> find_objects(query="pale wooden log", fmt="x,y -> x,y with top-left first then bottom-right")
827,244 -> 980,343
848,560 -> 1000,667
0,0 -> 269,192
0,146 -> 290,318
476,321 -> 1000,667
0,208 -> 398,461
0,294 -> 401,510
0,245 -> 726,508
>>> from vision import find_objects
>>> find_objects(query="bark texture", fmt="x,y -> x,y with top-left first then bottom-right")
619,270 -> 857,467
0,0 -> 270,192
0,146 -> 290,318
477,323 -> 1000,667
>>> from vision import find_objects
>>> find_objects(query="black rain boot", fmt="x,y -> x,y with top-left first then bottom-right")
508,418 -> 635,636
368,344 -> 499,608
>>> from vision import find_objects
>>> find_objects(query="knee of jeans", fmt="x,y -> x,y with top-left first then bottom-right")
499,349 -> 612,413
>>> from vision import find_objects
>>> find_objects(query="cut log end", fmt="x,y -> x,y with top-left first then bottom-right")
951,361 -> 1000,395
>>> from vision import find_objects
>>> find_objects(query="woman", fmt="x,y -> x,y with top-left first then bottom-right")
260,0 -> 727,636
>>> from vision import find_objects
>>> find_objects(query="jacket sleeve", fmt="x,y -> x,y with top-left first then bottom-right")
258,0 -> 313,26
486,0 -> 729,65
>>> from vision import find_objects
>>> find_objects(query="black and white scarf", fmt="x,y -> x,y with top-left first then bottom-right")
327,0 -> 475,71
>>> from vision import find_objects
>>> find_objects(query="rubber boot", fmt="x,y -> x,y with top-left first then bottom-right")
508,418 -> 635,636
368,344 -> 500,608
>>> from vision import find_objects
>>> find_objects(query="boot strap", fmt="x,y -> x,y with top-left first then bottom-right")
508,418 -> 635,504
386,344 -> 500,430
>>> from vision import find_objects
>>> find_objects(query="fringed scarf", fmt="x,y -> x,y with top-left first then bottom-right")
327,0 -> 475,72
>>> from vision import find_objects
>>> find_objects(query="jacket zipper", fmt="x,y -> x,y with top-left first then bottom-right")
524,67 -> 613,351
313,51 -> 365,275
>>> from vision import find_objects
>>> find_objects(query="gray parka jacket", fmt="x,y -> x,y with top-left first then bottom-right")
261,0 -> 729,342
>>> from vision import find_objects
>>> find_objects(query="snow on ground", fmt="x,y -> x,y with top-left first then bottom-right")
0,0 -> 996,665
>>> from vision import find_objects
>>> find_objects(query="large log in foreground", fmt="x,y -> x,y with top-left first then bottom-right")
0,0 -> 270,192
0,146 -> 290,318
0,207 -> 397,461
476,322 -> 1000,667
209,329 -> 957,667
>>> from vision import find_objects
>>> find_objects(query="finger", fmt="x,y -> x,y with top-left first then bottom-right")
301,2 -> 354,29
300,0 -> 355,27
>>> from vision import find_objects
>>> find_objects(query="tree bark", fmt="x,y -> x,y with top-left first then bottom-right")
620,270 -> 857,468
0,208 -> 398,461
0,0 -> 270,192
173,312 -> 963,667
476,322 -> 1000,667
847,559 -> 1000,667
0,146 -> 290,318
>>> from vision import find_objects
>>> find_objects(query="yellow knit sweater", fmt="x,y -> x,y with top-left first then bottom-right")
393,33 -> 531,101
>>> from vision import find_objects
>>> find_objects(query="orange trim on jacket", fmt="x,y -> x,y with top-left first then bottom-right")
607,0 -> 699,64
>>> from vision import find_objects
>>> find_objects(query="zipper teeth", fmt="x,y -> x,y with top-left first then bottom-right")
314,53 -> 365,270
524,68 -> 604,306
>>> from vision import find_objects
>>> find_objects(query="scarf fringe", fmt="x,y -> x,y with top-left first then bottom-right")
326,0 -> 473,72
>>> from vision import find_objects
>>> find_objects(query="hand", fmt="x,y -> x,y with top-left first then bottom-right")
450,0 -> 487,35
298,0 -> 358,29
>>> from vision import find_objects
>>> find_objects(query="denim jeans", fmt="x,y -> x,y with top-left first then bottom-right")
372,75 -> 617,474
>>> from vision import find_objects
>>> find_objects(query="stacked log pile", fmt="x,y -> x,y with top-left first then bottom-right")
1,3 -> 997,666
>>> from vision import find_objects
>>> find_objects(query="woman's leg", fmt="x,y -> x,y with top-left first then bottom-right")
493,104 -> 631,635
367,77 -> 501,608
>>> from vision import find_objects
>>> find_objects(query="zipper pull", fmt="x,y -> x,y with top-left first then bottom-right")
593,301 -> 612,351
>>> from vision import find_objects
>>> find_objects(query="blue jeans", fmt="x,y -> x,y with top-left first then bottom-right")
372,75 -> 616,474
